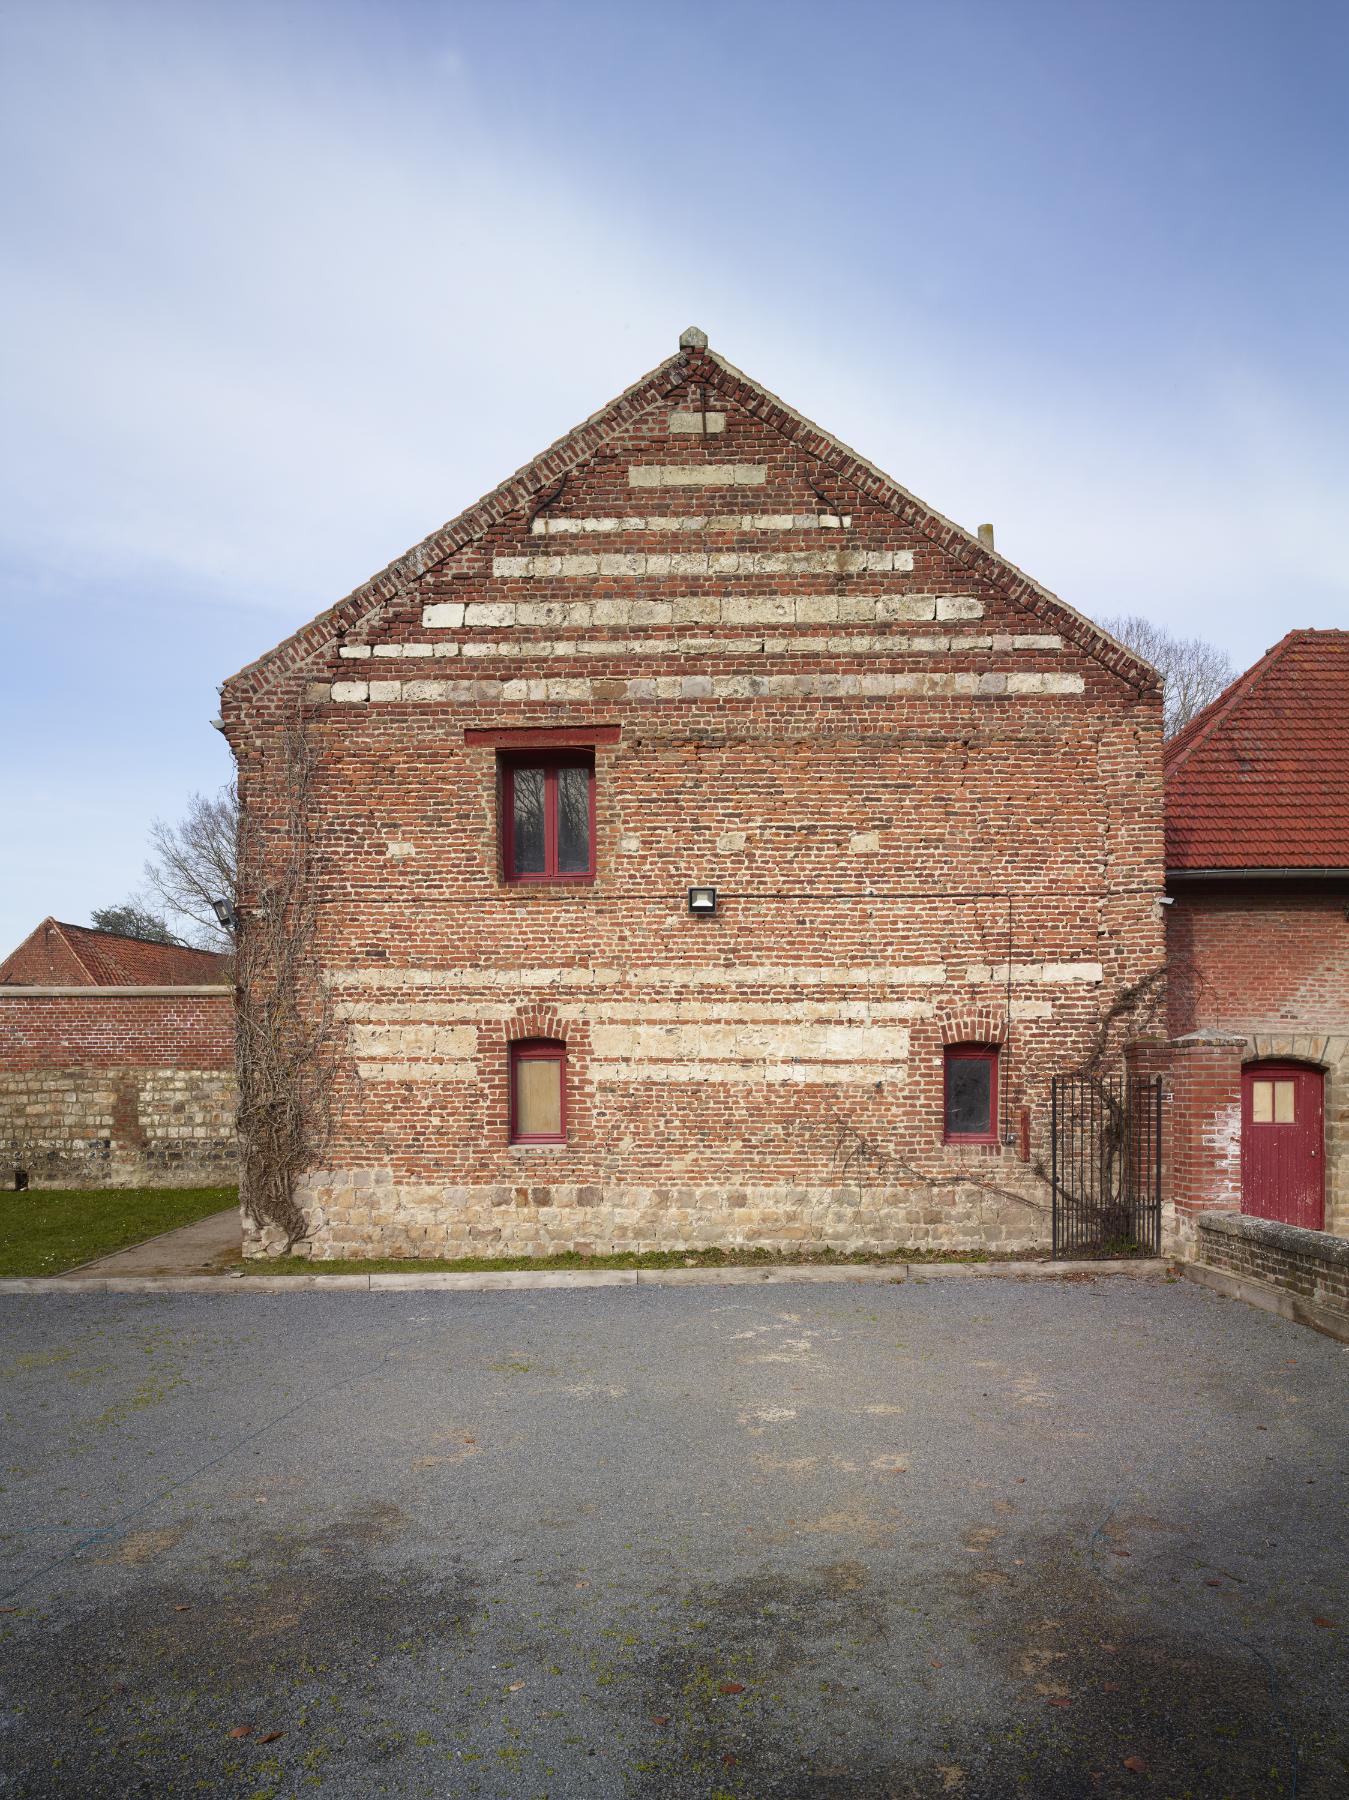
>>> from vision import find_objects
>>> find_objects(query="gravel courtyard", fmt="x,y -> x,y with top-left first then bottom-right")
1,1274 -> 1345,1798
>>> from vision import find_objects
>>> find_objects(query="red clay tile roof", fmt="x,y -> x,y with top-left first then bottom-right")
1164,630 -> 1349,871
0,918 -> 230,986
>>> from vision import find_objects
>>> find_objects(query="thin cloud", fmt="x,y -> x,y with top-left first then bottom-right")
0,0 -> 1345,950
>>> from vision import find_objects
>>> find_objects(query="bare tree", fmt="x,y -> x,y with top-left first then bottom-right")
89,902 -> 181,944
142,787 -> 239,948
1100,614 -> 1236,738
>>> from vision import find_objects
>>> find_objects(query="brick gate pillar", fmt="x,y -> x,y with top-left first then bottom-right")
1135,1032 -> 1246,1256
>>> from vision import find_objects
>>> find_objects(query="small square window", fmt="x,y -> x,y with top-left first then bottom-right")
1250,1078 -> 1296,1126
510,1039 -> 567,1143
501,754 -> 594,882
944,1046 -> 999,1144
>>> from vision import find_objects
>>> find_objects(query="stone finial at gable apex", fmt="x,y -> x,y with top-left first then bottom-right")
679,325 -> 709,350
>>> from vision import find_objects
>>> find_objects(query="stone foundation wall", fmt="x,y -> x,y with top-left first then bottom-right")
1195,1211 -> 1349,1320
1,1066 -> 237,1187
245,1173 -> 1052,1260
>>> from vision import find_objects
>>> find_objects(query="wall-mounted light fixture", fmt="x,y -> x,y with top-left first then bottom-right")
687,886 -> 718,917
211,896 -> 240,933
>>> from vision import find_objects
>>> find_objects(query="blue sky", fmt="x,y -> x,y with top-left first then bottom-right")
2,0 -> 1346,954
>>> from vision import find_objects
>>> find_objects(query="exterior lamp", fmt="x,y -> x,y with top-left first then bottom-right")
211,896 -> 239,933
687,886 -> 718,917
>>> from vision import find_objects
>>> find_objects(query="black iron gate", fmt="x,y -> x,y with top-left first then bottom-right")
1051,1073 -> 1162,1257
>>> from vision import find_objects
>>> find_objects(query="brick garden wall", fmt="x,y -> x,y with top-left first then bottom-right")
1195,1211 -> 1349,1333
224,344 -> 1166,1260
1167,882 -> 1349,1235
0,990 -> 236,1187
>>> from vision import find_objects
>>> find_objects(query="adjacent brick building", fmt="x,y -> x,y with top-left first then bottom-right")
0,919 -> 235,1187
1164,630 -> 1349,1240
222,329 -> 1166,1260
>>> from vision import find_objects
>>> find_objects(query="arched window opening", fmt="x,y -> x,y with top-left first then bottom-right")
509,1039 -> 567,1144
943,1044 -> 999,1145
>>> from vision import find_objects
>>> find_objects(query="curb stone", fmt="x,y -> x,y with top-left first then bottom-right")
0,1259 -> 1165,1295
1179,1260 -> 1349,1347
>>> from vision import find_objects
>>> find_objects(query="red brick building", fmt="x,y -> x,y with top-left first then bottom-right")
0,920 -> 235,1187
1164,630 -> 1349,1241
222,329 -> 1165,1260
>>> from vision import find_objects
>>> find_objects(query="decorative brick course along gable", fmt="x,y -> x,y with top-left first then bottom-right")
221,330 -> 1166,1260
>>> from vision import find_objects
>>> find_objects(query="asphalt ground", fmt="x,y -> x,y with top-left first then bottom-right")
0,1274 -> 1345,1799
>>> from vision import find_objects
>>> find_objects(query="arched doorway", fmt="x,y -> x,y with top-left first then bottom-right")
1241,1061 -> 1325,1229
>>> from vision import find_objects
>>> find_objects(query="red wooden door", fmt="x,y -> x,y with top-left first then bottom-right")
1241,1062 -> 1324,1229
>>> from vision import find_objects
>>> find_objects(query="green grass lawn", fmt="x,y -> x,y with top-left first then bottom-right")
0,1186 -> 238,1278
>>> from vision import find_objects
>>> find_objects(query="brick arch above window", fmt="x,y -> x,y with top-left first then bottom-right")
504,1006 -> 568,1046
492,1008 -> 592,1148
936,1007 -> 1007,1048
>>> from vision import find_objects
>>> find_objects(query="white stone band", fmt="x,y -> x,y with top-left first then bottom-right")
492,549 -> 915,578
530,513 -> 851,535
965,962 -> 1104,984
327,963 -> 951,991
330,669 -> 1084,705
422,593 -> 983,631
349,629 -> 1059,661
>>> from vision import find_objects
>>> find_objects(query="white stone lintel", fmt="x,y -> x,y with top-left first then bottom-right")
628,464 -> 767,489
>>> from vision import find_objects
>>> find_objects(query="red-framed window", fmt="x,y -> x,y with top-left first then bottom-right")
509,1039 -> 567,1144
943,1045 -> 999,1144
501,753 -> 595,883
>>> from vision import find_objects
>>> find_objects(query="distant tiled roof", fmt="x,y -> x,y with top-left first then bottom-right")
1164,630 -> 1349,871
0,918 -> 230,986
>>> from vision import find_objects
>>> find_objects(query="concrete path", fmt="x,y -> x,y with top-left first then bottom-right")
1,1277 -> 1344,1798
61,1206 -> 240,1278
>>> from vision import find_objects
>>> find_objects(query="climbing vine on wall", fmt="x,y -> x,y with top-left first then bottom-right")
234,706 -> 335,1251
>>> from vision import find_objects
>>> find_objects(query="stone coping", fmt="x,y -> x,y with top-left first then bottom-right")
0,1258 -> 1164,1295
1197,1210 -> 1349,1269
0,985 -> 232,999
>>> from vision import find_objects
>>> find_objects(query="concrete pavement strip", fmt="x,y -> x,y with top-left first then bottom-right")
55,1205 -> 241,1279
0,1257 -> 1165,1294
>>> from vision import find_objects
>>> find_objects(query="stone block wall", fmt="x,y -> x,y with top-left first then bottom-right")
0,990 -> 236,1187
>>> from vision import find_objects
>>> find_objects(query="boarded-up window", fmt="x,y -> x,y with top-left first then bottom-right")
510,1040 -> 566,1143
1251,1079 -> 1295,1126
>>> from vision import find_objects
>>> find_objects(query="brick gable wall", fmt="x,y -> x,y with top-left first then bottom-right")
1,923 -> 92,985
225,351 -> 1165,1259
